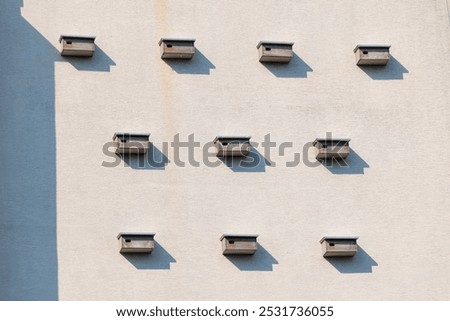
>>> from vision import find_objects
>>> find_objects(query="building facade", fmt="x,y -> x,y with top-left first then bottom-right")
1,0 -> 450,300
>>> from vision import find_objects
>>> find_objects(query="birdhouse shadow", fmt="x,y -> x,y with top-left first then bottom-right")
320,148 -> 369,175
218,148 -> 272,173
262,53 -> 313,78
224,244 -> 278,271
61,46 -> 115,72
163,48 -> 215,75
325,246 -> 378,273
121,144 -> 170,170
122,241 -> 176,270
358,55 -> 408,80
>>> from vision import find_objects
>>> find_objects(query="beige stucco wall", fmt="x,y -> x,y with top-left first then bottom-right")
1,0 -> 450,300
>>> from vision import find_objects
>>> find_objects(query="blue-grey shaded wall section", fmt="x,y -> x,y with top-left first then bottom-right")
0,0 -> 58,300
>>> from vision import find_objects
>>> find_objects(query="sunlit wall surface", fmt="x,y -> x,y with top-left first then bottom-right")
1,0 -> 449,300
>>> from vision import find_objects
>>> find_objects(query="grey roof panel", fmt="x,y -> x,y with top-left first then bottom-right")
320,236 -> 359,244
117,233 -> 156,239
59,34 -> 96,43
112,132 -> 151,140
353,44 -> 391,52
220,234 -> 259,241
159,38 -> 196,45
313,138 -> 351,145
257,41 -> 294,49
213,136 -> 251,143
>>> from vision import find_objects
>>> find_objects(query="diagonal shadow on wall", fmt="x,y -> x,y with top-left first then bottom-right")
0,0 -> 59,300
325,246 -> 378,273
121,144 -> 170,170
121,241 -> 176,270
218,148 -> 273,173
320,148 -> 369,175
0,0 -> 115,300
162,48 -> 215,75
261,53 -> 313,78
358,55 -> 408,80
61,45 -> 115,72
224,244 -> 278,271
